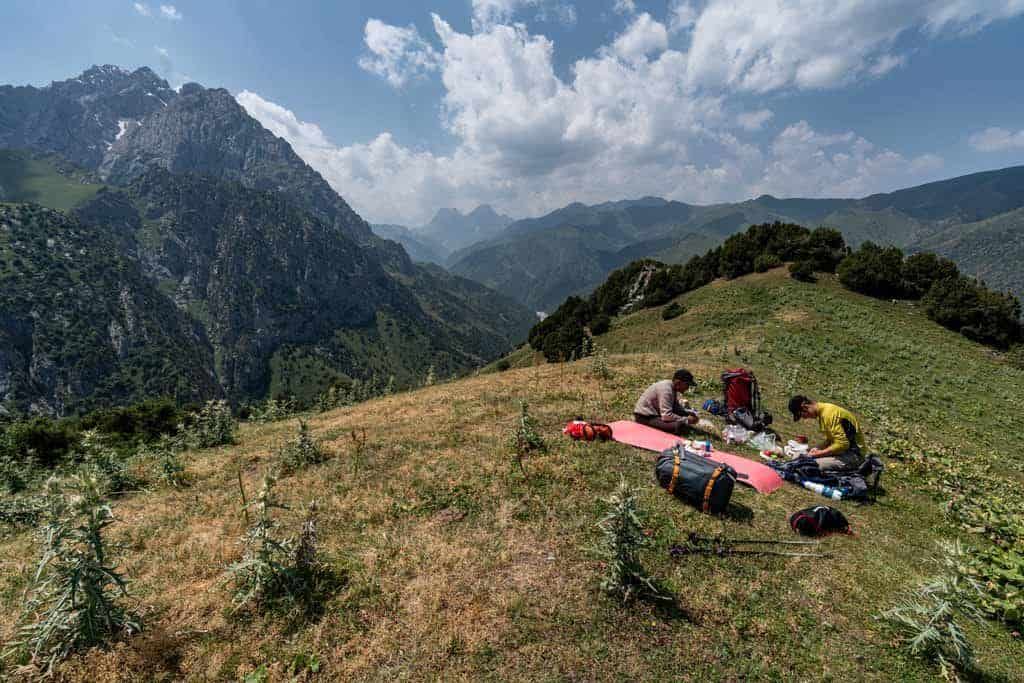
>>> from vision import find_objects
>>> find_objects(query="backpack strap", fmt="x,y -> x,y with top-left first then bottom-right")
702,466 -> 725,512
668,448 -> 681,495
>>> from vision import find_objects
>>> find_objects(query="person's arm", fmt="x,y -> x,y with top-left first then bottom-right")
659,386 -> 698,425
810,412 -> 848,457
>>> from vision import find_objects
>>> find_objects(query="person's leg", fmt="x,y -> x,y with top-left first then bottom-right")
634,414 -> 686,435
815,451 -> 864,472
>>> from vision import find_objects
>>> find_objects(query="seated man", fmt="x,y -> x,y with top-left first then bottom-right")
634,369 -> 701,436
787,395 -> 866,472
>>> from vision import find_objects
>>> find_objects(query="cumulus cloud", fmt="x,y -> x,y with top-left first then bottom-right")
159,4 -> 182,20
608,13 -> 668,63
685,0 -> 1024,92
753,121 -> 943,198
133,2 -> 151,17
969,127 -> 1024,152
240,8 -> 952,225
154,45 -> 169,57
234,2 -> 1024,223
358,19 -> 440,88
736,109 -> 773,132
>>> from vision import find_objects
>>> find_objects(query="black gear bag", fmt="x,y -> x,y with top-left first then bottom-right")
655,444 -> 736,514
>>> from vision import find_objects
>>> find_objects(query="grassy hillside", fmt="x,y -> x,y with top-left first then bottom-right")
2,269 -> 1023,680
0,149 -> 102,210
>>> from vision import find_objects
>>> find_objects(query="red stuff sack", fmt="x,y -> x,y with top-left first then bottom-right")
563,420 -> 613,441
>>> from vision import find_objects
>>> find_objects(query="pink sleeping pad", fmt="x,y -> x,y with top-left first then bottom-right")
608,420 -> 783,494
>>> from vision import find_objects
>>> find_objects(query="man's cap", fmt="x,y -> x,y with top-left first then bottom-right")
673,369 -> 696,386
789,395 -> 810,421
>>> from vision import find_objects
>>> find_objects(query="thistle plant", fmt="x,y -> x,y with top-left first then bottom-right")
879,540 -> 985,682
249,397 -> 295,424
79,430 -> 136,495
5,473 -> 140,673
277,421 -> 328,474
589,342 -> 613,380
509,402 -> 546,477
186,400 -> 236,449
597,478 -> 664,603
227,474 -> 296,612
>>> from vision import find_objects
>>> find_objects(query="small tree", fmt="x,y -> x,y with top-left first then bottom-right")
597,479 -> 664,603
661,302 -> 684,321
6,473 -> 140,673
423,365 -> 436,387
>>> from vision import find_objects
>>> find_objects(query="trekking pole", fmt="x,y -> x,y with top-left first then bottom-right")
687,532 -> 818,546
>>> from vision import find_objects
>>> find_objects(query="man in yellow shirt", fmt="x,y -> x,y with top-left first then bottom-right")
787,395 -> 866,472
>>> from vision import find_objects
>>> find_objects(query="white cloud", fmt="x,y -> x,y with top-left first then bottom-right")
667,1 -> 698,33
613,0 -> 636,14
969,127 -> 1024,152
753,121 -> 944,198
133,2 -> 151,17
736,109 -> 773,131
685,0 -> 1024,93
159,4 -> 182,20
154,45 -> 169,57
608,13 -> 668,63
471,0 -> 576,31
241,10 -> 951,226
358,19 -> 440,88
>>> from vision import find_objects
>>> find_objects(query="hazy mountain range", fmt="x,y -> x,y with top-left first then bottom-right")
371,204 -> 514,265
444,168 -> 1024,311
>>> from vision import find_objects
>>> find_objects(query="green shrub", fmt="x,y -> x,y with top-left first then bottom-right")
590,313 -> 611,336
837,242 -> 906,298
903,252 -> 959,299
78,430 -> 138,495
661,302 -> 684,320
753,253 -> 782,273
5,474 -> 141,673
2,417 -> 78,469
495,359 -> 511,372
78,398 -> 184,444
923,276 -> 1022,349
788,260 -> 816,282
509,402 -> 545,477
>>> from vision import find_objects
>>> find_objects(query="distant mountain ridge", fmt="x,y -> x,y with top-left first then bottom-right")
447,168 -> 1024,311
0,67 -> 535,414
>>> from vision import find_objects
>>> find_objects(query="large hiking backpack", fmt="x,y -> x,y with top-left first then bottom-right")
655,444 -> 736,514
721,368 -> 772,431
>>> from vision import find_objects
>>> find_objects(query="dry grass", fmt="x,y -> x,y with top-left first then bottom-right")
2,270 -> 1023,681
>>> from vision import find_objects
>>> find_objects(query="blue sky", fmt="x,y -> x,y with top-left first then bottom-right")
2,1 -> 1024,224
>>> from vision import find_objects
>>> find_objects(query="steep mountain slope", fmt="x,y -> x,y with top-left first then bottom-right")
449,167 -> 1024,309
99,82 -> 373,244
0,203 -> 217,416
911,206 -> 1024,298
0,67 -> 536,411
69,170 -> 535,403
4,269 -> 1022,680
0,65 -> 175,169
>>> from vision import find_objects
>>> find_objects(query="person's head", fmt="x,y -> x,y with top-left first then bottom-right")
672,369 -> 696,394
788,395 -> 817,421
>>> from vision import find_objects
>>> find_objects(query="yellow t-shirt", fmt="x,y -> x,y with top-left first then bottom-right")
817,403 -> 866,454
